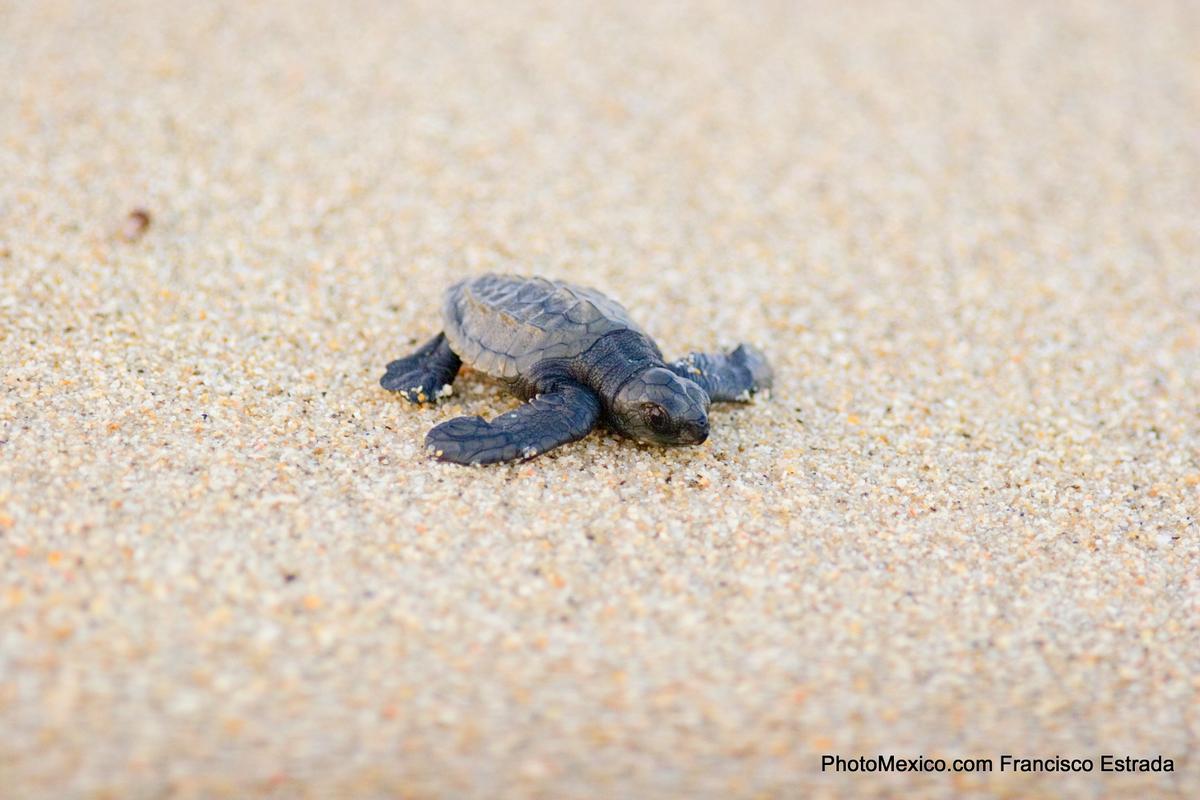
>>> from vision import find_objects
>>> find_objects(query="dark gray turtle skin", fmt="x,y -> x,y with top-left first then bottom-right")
381,274 -> 772,465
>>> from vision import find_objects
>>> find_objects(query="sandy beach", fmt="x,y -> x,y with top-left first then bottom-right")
2,0 -> 1198,797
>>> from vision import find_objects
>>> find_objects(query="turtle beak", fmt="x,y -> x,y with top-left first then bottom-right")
681,417 -> 709,444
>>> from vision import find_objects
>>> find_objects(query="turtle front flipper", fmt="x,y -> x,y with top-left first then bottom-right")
425,382 -> 601,465
668,344 -> 773,403
381,333 -> 462,403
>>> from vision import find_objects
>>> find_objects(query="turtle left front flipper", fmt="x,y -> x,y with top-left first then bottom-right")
668,344 -> 773,403
425,381 -> 601,465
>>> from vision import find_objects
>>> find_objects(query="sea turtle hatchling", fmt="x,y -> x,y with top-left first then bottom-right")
380,274 -> 773,465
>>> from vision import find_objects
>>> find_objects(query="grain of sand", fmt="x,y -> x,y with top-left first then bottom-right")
2,1 -> 1198,798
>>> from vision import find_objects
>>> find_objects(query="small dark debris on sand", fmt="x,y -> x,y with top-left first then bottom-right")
118,208 -> 152,242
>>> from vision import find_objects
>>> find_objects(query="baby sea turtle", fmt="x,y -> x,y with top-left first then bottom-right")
380,274 -> 772,465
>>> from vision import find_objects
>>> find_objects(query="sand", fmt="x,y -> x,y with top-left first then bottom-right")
1,0 -> 1198,797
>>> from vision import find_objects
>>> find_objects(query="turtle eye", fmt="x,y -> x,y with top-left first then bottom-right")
643,403 -> 669,431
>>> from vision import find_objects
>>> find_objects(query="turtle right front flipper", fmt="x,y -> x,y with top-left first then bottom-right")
668,344 -> 773,403
381,332 -> 462,403
425,381 -> 601,465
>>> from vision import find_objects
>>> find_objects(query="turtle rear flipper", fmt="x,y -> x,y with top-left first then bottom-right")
668,344 -> 773,403
381,333 -> 462,404
425,382 -> 601,465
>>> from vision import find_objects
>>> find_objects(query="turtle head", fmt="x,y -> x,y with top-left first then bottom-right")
611,367 -> 710,446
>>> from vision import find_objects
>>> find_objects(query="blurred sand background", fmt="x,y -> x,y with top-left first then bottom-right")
2,0 -> 1198,797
